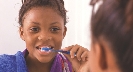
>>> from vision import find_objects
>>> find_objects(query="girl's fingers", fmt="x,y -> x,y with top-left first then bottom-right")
63,46 -> 90,72
81,50 -> 89,61
63,44 -> 79,58
76,46 -> 85,61
62,44 -> 89,61
69,44 -> 80,58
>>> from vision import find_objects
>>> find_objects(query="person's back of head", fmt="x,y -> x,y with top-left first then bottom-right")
89,0 -> 133,72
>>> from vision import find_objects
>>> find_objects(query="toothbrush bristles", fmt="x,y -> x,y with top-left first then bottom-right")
41,48 -> 51,51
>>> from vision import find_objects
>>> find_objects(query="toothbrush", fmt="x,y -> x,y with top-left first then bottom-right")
41,47 -> 70,54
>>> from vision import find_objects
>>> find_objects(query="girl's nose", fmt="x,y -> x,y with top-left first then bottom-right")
38,34 -> 52,41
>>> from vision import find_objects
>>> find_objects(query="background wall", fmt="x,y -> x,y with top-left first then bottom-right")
0,0 -> 92,54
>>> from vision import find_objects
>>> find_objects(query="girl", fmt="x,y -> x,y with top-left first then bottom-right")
0,0 -> 89,72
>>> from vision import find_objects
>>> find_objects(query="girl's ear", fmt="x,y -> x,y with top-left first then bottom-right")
19,27 -> 25,41
93,41 -> 108,71
63,26 -> 67,38
94,38 -> 118,72
98,42 -> 108,70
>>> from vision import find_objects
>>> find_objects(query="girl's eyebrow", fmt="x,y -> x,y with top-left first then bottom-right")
31,22 -> 40,25
31,21 -> 60,25
50,22 -> 60,25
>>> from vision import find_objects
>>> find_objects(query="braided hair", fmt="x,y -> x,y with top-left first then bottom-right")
19,0 -> 67,26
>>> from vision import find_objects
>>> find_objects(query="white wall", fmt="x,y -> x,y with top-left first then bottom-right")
0,0 -> 92,54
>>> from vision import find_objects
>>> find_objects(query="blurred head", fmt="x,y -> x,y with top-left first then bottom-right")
19,0 -> 67,63
89,0 -> 133,72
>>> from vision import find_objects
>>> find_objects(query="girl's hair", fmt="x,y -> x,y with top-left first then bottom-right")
19,0 -> 67,26
90,0 -> 133,72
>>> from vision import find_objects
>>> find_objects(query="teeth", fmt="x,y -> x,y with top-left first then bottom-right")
47,47 -> 50,48
40,49 -> 47,52
41,46 -> 50,48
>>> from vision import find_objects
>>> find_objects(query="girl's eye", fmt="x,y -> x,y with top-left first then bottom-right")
51,27 -> 60,32
30,27 -> 39,32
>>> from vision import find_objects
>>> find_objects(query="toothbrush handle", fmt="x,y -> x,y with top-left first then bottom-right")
60,50 -> 76,56
59,50 -> 70,54
62,51 -> 70,54
54,50 -> 76,56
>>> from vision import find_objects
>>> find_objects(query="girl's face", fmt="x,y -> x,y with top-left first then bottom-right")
19,7 -> 66,63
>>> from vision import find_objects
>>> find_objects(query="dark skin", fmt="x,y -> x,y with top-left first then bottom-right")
63,45 -> 90,72
25,55 -> 53,72
19,6 -> 89,72
19,6 -> 65,72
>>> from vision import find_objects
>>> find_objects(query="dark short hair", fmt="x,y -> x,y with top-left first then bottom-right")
90,0 -> 133,72
19,0 -> 67,26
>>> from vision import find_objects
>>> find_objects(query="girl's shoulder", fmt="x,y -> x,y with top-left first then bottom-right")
0,53 -> 17,71
0,51 -> 23,62
0,51 -> 26,72
0,53 -> 17,65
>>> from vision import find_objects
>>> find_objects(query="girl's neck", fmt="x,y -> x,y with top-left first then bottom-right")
25,55 -> 54,72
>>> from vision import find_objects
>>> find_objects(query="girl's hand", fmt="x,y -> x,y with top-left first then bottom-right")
62,44 -> 90,72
